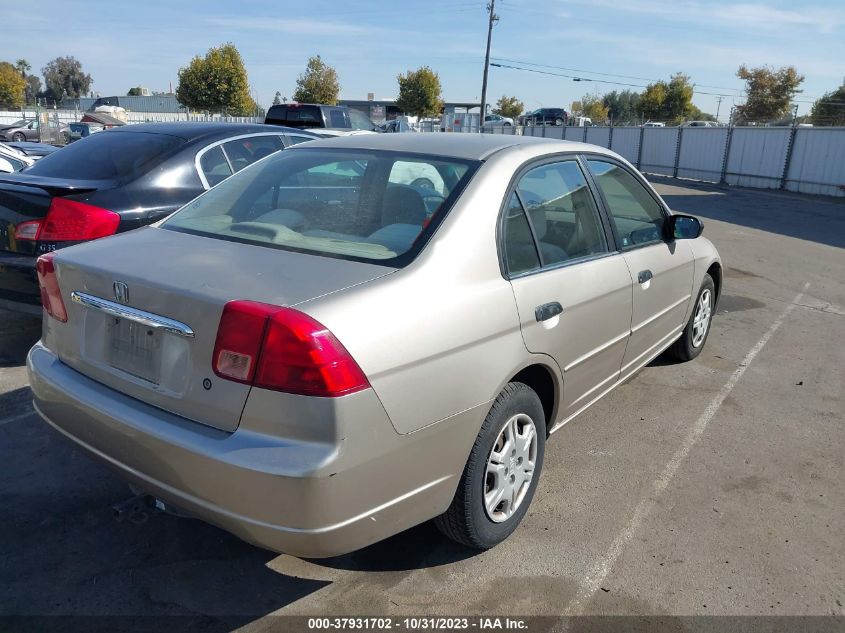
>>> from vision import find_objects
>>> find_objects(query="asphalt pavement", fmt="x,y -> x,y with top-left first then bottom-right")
0,178 -> 842,630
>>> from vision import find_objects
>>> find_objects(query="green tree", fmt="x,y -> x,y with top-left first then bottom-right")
176,43 -> 253,115
810,84 -> 845,126
493,95 -> 524,119
292,55 -> 340,104
637,73 -> 695,123
602,90 -> 640,124
272,91 -> 282,105
0,61 -> 26,108
41,56 -> 92,103
664,73 -> 695,124
639,81 -> 668,121
127,86 -> 144,96
15,59 -> 41,105
396,66 -> 443,118
735,65 -> 804,123
687,105 -> 716,122
24,75 -> 41,105
572,93 -> 609,123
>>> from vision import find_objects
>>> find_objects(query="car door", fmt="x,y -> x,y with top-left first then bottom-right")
584,157 -> 695,378
504,158 -> 634,423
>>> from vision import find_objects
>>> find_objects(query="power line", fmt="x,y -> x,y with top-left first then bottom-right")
491,57 -> 746,94
490,61 -> 739,97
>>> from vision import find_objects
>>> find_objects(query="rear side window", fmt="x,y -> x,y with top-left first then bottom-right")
515,161 -> 607,266
503,193 -> 540,275
199,146 -> 232,187
586,160 -> 664,248
163,148 -> 479,265
26,131 -> 184,181
221,135 -> 283,172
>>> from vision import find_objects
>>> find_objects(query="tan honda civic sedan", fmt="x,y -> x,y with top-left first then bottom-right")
28,133 -> 721,557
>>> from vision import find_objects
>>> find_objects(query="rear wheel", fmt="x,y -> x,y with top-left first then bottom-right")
668,273 -> 715,361
434,382 -> 546,549
555,118 -> 564,126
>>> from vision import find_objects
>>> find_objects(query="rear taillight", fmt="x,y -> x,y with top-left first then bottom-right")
35,253 -> 67,322
212,300 -> 370,397
38,198 -> 120,242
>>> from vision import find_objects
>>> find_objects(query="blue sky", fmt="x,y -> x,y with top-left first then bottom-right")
4,0 -> 843,120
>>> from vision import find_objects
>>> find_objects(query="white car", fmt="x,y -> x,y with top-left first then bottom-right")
482,114 -> 514,128
0,142 -> 35,173
642,122 -> 666,128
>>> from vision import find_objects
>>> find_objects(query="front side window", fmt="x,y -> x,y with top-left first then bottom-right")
163,148 -> 479,264
587,159 -> 665,248
514,160 -> 608,266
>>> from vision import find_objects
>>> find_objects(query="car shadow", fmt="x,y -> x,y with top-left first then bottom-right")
0,310 -> 41,368
648,175 -> 845,249
307,521 -> 479,573
1,411 -> 476,626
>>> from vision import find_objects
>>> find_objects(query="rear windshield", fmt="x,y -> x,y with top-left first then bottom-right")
266,105 -> 324,127
26,131 -> 185,181
162,148 -> 479,265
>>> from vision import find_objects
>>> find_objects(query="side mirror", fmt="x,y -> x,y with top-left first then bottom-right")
667,214 -> 703,240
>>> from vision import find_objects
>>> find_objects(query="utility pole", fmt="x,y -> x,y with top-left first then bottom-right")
715,95 -> 723,122
479,0 -> 498,131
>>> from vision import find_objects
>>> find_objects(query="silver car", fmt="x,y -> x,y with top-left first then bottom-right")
27,134 -> 721,557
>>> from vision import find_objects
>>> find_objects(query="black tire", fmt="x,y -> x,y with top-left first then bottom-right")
668,273 -> 715,361
435,382 -> 546,549
12,132 -> 26,142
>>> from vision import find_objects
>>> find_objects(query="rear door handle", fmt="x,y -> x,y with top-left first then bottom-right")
638,269 -> 654,284
535,302 -> 563,322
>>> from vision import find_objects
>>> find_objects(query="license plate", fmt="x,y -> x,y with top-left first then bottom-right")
108,318 -> 161,384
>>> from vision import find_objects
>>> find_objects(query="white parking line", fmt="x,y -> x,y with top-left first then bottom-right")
565,282 -> 811,615
0,408 -> 36,426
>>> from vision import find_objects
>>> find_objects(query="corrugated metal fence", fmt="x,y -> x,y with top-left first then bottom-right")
0,109 -> 261,125
2,108 -> 843,197
501,124 -> 845,198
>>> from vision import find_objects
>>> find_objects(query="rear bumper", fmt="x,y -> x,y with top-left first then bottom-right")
27,342 -> 483,557
0,251 -> 40,313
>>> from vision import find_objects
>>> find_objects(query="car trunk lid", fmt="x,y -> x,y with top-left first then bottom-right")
0,176 -> 103,255
45,226 -> 394,432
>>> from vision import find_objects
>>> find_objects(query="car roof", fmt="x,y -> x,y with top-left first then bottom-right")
105,122 -> 313,142
291,132 -> 615,161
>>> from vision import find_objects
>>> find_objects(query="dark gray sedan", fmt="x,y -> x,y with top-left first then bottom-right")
0,118 -> 69,143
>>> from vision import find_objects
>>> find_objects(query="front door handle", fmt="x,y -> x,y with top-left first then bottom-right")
638,269 -> 654,284
535,302 -> 563,322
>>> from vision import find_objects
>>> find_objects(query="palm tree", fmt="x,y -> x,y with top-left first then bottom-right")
15,59 -> 31,77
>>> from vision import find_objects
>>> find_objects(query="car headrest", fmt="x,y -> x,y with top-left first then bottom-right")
528,207 -> 547,240
382,184 -> 427,226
